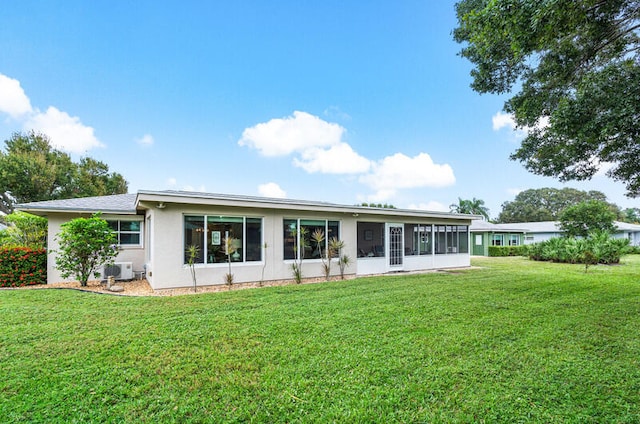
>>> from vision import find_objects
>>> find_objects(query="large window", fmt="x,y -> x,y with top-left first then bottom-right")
107,219 -> 142,246
184,215 -> 262,264
491,234 -> 504,246
509,234 -> 520,246
435,225 -> 469,254
404,224 -> 432,256
284,219 -> 340,260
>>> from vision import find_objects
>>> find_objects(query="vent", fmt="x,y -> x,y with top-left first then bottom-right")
102,262 -> 133,280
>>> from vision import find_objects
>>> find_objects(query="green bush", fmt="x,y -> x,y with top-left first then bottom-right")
488,245 -> 527,257
527,232 -> 631,265
0,247 -> 47,287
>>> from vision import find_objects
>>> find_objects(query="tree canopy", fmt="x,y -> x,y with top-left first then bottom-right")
559,200 -> 618,238
449,197 -> 490,220
454,1 -> 640,196
0,131 -> 128,213
497,187 -> 617,223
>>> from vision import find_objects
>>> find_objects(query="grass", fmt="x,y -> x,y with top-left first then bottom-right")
1,256 -> 640,423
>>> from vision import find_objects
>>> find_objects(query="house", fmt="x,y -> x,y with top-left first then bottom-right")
497,221 -> 640,246
469,220 -> 527,256
17,190 -> 479,290
471,220 -> 640,255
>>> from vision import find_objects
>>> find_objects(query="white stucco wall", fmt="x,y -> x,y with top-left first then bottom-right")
46,213 -> 145,284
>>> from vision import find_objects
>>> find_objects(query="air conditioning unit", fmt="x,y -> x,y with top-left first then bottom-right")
102,262 -> 133,280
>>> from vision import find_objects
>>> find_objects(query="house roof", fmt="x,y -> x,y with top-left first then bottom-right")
469,220 -> 528,233
485,220 -> 640,234
136,190 -> 480,221
16,194 -> 138,215
16,190 -> 481,222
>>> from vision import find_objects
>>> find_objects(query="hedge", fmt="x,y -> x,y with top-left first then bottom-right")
488,245 -> 527,257
0,247 -> 47,287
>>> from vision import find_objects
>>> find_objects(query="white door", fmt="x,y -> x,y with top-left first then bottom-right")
387,223 -> 404,271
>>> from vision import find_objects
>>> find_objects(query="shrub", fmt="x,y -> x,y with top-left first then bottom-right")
488,245 -> 527,257
0,247 -> 47,287
527,232 -> 631,265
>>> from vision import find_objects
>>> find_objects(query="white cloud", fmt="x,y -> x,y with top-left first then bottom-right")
258,182 -> 287,198
359,153 -> 456,201
408,201 -> 449,212
167,177 -> 177,187
492,111 -> 549,140
0,73 -> 104,154
182,184 -> 206,192
0,74 -> 32,119
136,134 -> 154,146
492,111 -> 517,131
293,142 -> 370,174
506,187 -> 523,196
323,105 -> 351,121
239,111 -> 344,157
25,106 -> 103,154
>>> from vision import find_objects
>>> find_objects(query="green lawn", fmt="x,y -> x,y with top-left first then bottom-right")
1,256 -> 639,423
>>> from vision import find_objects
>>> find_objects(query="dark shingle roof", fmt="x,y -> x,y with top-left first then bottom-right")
16,194 -> 137,214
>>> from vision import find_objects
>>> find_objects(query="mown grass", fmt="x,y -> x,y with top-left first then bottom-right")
1,256 -> 639,423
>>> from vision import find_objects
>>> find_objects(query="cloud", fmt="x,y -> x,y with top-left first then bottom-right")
240,111 -> 457,203
293,143 -> 370,174
506,187 -> 523,196
323,105 -> 351,121
25,106 -> 103,154
408,201 -> 449,212
0,73 -> 104,154
492,111 -> 549,140
239,111 -> 344,157
167,177 -> 177,187
492,111 -> 517,131
136,134 -> 154,146
359,153 -> 456,201
0,74 -> 32,119
258,182 -> 287,198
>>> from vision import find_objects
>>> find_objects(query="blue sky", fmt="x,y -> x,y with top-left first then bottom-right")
0,1 -> 636,219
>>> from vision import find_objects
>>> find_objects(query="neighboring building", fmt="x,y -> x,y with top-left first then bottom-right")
471,220 -> 640,255
469,220 -> 527,256
17,191 -> 478,290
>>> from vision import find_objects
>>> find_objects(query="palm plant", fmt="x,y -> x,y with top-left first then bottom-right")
449,197 -> 490,220
223,236 -> 238,288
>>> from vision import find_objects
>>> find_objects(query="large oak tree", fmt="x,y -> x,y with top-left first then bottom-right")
0,131 -> 128,213
454,1 -> 640,196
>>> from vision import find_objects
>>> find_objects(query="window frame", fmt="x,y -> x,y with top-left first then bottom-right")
284,218 -> 341,261
107,218 -> 143,248
183,214 -> 263,265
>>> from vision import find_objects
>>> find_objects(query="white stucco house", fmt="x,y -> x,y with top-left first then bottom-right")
17,190 -> 478,290
496,221 -> 640,246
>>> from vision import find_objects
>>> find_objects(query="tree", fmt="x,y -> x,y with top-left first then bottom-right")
558,200 -> 617,238
497,187 -> 615,223
0,131 -> 128,213
55,214 -> 118,286
454,1 -> 640,197
449,197 -> 490,220
621,207 -> 640,223
0,211 -> 47,249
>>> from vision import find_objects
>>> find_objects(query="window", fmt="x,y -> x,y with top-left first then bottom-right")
404,224 -> 432,256
509,234 -> 520,246
284,219 -> 340,260
491,234 -> 504,246
184,215 -> 263,264
107,219 -> 142,246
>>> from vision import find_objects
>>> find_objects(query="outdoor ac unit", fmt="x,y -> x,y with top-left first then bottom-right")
102,262 -> 133,280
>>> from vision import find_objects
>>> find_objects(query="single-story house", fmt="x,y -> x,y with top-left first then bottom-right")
17,190 -> 479,290
496,221 -> 640,246
469,220 -> 527,256
471,220 -> 640,255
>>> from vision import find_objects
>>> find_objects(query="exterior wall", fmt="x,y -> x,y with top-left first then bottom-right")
46,213 -> 145,284
142,202 -> 359,290
44,204 -> 473,289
